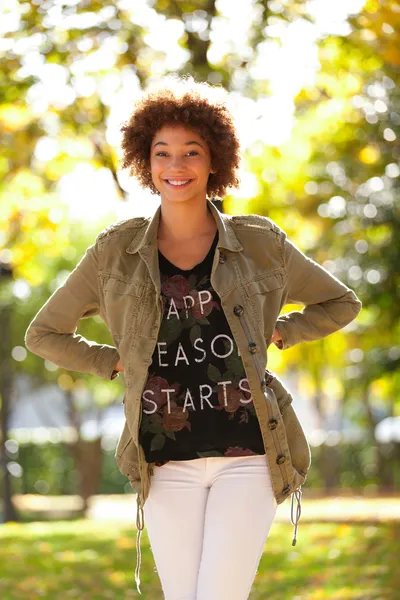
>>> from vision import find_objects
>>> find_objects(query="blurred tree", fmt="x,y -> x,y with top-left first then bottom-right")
246,0 -> 400,490
0,262 -> 18,521
295,2 -> 400,462
8,223 -> 125,510
0,0 -> 311,208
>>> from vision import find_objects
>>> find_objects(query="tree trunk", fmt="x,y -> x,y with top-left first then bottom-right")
63,391 -> 104,514
77,438 -> 103,512
0,270 -> 18,522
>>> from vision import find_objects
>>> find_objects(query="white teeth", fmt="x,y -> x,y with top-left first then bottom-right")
167,180 -> 190,186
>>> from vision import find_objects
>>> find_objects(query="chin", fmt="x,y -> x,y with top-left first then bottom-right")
163,191 -> 201,203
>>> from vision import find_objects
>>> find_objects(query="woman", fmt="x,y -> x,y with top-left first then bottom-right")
25,75 -> 362,599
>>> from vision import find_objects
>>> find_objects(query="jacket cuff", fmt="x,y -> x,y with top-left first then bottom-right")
94,346 -> 121,380
273,318 -> 297,350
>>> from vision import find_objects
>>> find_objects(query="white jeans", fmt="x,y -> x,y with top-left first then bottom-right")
143,453 -> 278,600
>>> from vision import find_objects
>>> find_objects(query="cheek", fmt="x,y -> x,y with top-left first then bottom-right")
149,160 -> 160,180
149,164 -> 161,192
194,158 -> 212,174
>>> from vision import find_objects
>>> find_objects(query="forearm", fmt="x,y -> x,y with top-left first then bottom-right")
273,230 -> 362,350
25,326 -> 120,380
25,238 -> 120,380
274,289 -> 361,350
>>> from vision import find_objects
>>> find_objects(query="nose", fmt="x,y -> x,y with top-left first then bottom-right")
168,155 -> 186,172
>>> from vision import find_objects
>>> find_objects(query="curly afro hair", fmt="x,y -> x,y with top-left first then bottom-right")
119,74 -> 241,199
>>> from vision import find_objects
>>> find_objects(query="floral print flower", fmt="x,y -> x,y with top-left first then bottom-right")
146,376 -> 179,409
161,275 -> 190,309
217,386 -> 242,414
162,402 -> 190,432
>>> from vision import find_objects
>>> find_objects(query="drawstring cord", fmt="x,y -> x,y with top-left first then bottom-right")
290,486 -> 302,546
135,492 -> 145,595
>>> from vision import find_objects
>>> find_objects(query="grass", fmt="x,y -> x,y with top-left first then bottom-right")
0,519 -> 398,599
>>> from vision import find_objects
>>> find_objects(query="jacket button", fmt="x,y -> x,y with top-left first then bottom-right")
248,342 -> 257,353
219,253 -> 226,264
233,305 -> 244,316
282,484 -> 291,494
268,418 -> 278,430
276,453 -> 286,465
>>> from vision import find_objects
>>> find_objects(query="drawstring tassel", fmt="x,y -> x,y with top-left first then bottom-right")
135,492 -> 145,594
290,486 -> 302,546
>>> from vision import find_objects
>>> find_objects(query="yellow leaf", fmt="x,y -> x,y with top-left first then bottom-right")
359,145 -> 380,164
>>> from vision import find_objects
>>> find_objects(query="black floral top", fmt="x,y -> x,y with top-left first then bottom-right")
139,231 -> 265,465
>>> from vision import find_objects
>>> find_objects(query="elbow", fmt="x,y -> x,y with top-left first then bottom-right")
24,324 -> 39,354
349,291 -> 362,318
324,289 -> 362,330
338,292 -> 362,329
337,288 -> 362,317
25,320 -> 46,356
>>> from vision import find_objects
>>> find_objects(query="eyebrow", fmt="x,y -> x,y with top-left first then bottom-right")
153,140 -> 203,148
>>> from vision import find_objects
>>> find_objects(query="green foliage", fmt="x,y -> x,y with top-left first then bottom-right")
241,2 -> 400,432
0,519 -> 398,599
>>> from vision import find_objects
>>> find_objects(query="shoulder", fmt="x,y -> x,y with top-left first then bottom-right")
96,216 -> 150,241
229,213 -> 282,235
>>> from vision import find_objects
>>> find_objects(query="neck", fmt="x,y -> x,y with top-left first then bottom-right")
157,197 -> 217,243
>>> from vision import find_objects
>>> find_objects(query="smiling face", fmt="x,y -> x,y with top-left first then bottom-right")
150,124 -> 215,204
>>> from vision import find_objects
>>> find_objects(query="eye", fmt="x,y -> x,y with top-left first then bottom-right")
187,150 -> 199,156
155,151 -> 167,157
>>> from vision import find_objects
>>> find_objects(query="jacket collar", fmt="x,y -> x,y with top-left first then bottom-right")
125,198 -> 243,254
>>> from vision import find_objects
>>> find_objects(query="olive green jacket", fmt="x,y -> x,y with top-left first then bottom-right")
25,198 -> 362,594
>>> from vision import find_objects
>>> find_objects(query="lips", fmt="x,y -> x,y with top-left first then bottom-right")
163,179 -> 194,189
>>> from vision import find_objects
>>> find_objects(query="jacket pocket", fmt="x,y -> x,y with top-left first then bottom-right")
245,268 -> 284,296
101,276 -> 145,338
115,420 -> 141,488
266,373 -> 311,482
280,403 -> 311,480
244,269 -> 285,336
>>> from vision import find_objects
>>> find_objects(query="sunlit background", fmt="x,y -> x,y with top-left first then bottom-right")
1,0 -> 399,598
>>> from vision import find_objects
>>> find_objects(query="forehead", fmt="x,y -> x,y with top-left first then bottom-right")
151,124 -> 205,145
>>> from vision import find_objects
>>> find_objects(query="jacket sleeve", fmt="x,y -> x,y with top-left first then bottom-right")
25,236 -> 120,380
273,229 -> 362,350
